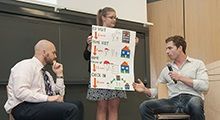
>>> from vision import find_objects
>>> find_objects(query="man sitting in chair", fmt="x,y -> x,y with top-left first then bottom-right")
133,35 -> 209,120
4,39 -> 83,120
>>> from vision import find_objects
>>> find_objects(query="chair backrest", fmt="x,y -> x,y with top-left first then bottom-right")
157,83 -> 168,99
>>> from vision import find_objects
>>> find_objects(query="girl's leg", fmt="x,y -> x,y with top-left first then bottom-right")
96,100 -> 108,120
108,97 -> 120,120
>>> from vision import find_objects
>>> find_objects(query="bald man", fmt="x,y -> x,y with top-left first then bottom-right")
4,40 -> 81,120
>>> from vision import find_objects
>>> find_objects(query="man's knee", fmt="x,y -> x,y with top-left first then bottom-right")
186,97 -> 205,120
65,103 -> 79,114
188,97 -> 204,110
73,100 -> 84,111
139,101 -> 147,112
139,100 -> 153,114
187,96 -> 204,117
71,101 -> 84,120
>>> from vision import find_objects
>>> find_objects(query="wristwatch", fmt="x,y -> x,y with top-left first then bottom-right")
57,76 -> 64,79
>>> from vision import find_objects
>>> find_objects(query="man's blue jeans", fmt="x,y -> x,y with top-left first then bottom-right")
139,94 -> 205,120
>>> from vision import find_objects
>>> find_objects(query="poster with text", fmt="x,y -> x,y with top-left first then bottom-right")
90,25 -> 136,91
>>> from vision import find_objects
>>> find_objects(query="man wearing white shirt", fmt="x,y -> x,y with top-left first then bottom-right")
133,35 -> 209,120
4,39 -> 81,120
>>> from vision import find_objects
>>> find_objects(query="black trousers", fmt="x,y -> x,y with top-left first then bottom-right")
12,101 -> 83,120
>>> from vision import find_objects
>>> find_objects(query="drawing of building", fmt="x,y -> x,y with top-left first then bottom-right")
121,46 -> 130,58
120,61 -> 129,73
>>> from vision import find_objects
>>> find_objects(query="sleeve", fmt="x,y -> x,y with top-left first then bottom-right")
12,68 -> 48,102
83,34 -> 92,61
55,77 -> 65,96
46,72 -> 65,96
149,67 -> 168,98
193,61 -> 209,92
149,88 -> 158,98
83,45 -> 91,61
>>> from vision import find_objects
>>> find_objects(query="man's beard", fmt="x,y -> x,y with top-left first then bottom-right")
44,54 -> 53,65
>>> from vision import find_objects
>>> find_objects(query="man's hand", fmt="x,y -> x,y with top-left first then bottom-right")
168,71 -> 180,81
133,79 -> 147,92
52,61 -> 63,77
168,71 -> 194,87
47,95 -> 64,102
133,79 -> 151,96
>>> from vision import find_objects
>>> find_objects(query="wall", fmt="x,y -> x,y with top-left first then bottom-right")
147,0 -> 184,86
18,0 -> 148,24
184,0 -> 220,63
205,61 -> 220,120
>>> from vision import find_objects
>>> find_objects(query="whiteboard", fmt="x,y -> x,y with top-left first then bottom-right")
17,0 -> 148,24
17,0 -> 57,6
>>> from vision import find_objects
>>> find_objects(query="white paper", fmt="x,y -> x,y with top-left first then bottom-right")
90,25 -> 136,91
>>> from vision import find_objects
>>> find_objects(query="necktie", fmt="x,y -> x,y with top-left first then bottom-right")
42,69 -> 53,96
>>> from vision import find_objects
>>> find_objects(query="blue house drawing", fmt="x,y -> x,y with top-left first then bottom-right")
124,83 -> 130,90
121,46 -> 130,58
120,61 -> 129,73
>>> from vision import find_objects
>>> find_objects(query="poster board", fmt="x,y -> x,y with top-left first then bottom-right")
90,25 -> 136,91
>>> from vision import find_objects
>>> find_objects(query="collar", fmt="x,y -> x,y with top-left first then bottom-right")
185,56 -> 193,62
171,56 -> 192,64
32,57 -> 44,71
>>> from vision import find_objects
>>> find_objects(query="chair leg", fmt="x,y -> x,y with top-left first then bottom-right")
9,113 -> 15,120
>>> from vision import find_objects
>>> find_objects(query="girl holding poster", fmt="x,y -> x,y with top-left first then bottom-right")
83,7 -> 127,120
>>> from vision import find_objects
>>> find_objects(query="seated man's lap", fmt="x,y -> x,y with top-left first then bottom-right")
12,101 -> 80,120
140,98 -> 177,114
140,94 -> 204,114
